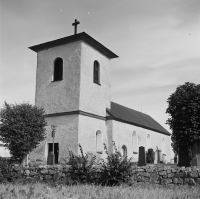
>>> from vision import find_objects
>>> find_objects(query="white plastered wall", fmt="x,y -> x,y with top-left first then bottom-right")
78,115 -> 108,159
108,120 -> 171,163
35,41 -> 82,114
29,114 -> 79,163
79,42 -> 111,117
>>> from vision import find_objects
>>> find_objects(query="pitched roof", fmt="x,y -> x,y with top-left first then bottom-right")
106,102 -> 170,136
29,32 -> 118,59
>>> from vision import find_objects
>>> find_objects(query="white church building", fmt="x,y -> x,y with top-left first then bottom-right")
28,30 -> 171,164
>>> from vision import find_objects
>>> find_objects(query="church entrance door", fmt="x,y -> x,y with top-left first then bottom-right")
48,143 -> 59,164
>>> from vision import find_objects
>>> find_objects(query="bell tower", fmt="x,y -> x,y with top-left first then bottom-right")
29,22 -> 118,162
29,32 -> 118,117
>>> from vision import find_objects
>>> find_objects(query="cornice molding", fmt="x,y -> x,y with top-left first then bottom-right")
45,110 -> 106,121
45,110 -> 170,136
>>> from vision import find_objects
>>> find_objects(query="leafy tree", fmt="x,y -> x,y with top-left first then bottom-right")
166,82 -> 200,164
0,102 -> 47,163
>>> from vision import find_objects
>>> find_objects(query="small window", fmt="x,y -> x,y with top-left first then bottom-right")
53,58 -> 63,81
93,60 -> 100,84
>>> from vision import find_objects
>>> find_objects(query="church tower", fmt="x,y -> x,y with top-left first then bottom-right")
30,32 -> 118,117
29,24 -> 118,163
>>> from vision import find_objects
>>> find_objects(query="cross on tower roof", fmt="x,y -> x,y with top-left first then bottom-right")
72,19 -> 80,35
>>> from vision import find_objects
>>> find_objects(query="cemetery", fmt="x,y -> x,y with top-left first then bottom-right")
1,145 -> 200,187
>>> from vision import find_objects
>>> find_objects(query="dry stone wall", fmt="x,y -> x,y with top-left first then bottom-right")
1,165 -> 200,186
130,165 -> 200,186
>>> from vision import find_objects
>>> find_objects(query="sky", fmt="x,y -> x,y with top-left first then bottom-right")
0,0 -> 200,133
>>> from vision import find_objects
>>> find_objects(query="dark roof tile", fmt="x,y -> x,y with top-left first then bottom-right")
29,32 -> 118,59
107,102 -> 170,136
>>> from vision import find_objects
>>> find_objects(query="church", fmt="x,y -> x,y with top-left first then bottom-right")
28,21 -> 171,164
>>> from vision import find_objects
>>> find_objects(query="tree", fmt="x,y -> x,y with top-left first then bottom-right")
0,102 -> 47,163
166,82 -> 200,166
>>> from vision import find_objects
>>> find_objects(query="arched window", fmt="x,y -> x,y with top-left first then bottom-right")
147,134 -> 151,150
162,138 -> 165,154
122,145 -> 127,158
53,58 -> 63,81
93,60 -> 100,84
96,130 -> 102,153
137,136 -> 141,151
132,131 -> 137,152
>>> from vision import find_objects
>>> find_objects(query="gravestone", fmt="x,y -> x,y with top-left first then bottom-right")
158,150 -> 162,163
191,154 -> 200,167
178,146 -> 190,167
47,152 -> 54,165
162,154 -> 166,164
174,155 -> 178,163
138,146 -> 146,166
154,150 -> 158,164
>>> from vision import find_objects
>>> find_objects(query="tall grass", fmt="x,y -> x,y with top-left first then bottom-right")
0,183 -> 199,199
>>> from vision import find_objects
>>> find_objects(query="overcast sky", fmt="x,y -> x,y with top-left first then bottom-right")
0,0 -> 200,132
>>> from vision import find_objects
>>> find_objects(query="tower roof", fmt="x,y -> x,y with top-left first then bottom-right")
29,32 -> 118,59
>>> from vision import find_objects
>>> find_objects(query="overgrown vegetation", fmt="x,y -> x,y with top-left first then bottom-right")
0,142 -> 133,186
65,142 -> 133,186
99,142 -> 133,186
0,157 -> 23,183
67,144 -> 96,184
0,102 -> 47,163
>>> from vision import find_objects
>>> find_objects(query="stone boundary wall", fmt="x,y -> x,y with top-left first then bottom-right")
130,165 -> 200,186
1,165 -> 200,186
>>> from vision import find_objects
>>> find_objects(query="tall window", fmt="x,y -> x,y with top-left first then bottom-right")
137,136 -> 141,152
53,58 -> 63,81
93,60 -> 100,84
122,145 -> 127,158
132,131 -> 137,152
147,134 -> 151,150
96,130 -> 102,153
162,138 -> 165,154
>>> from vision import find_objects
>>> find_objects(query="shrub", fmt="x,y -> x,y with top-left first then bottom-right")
0,157 -> 23,183
0,157 -> 11,181
146,148 -> 155,163
98,142 -> 133,186
67,144 -> 96,184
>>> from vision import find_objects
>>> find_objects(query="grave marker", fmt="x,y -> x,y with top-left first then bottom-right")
138,146 -> 146,166
178,146 -> 190,167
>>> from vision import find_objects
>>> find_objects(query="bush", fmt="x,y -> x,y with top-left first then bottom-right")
146,148 -> 155,163
98,142 -> 133,186
0,157 -> 11,180
0,157 -> 22,183
67,144 -> 96,184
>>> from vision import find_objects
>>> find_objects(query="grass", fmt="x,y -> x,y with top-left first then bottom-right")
0,183 -> 200,199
